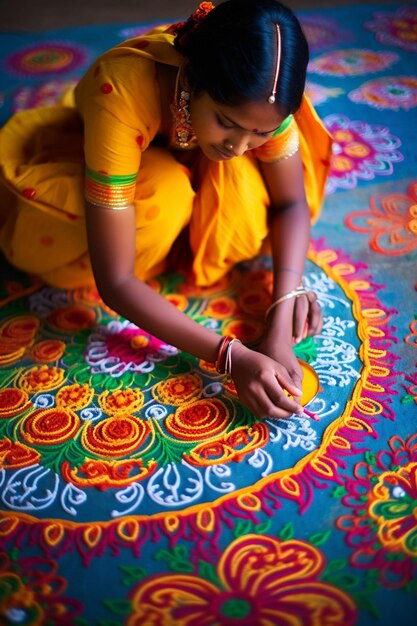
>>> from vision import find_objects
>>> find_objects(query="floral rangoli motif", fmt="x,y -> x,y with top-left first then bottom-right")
308,49 -> 398,76
300,15 -> 354,52
365,7 -> 417,53
5,42 -> 88,76
127,534 -> 357,626
336,435 -> 417,588
344,181 -> 417,255
324,114 -> 403,194
349,76 -> 417,111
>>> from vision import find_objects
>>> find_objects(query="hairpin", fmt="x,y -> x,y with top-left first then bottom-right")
268,24 -> 281,104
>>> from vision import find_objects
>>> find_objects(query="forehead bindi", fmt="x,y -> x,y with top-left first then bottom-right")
218,103 -> 283,134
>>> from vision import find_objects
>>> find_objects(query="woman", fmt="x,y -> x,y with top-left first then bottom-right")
0,0 -> 332,419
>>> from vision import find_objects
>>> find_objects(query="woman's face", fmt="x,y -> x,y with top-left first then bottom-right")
189,91 -> 287,161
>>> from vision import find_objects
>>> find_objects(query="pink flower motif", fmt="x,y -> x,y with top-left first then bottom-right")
345,181 -> 417,256
309,49 -> 398,76
365,7 -> 417,53
349,76 -> 417,111
299,15 -> 354,52
85,321 -> 176,377
324,114 -> 403,194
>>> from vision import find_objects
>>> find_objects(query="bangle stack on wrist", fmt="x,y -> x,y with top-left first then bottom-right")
215,335 -> 242,375
265,283 -> 308,319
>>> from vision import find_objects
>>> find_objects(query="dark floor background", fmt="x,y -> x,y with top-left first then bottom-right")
0,0 -> 412,31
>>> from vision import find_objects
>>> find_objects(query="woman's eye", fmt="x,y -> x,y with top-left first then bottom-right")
217,116 -> 234,129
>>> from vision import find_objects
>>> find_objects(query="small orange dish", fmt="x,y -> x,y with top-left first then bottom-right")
298,359 -> 320,406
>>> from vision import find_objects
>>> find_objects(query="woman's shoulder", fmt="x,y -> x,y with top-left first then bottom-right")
109,23 -> 182,67
75,24 -> 181,102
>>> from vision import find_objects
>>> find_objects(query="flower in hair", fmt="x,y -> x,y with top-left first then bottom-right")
195,2 -> 215,20
175,2 -> 215,49
189,2 -> 215,31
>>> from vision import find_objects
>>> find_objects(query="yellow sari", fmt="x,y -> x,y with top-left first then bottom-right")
0,26 -> 332,289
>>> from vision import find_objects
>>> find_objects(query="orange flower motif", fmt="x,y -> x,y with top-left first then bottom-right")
165,293 -> 189,311
152,373 -> 203,405
128,534 -> 356,626
47,304 -> 96,331
0,438 -> 40,468
0,337 -> 27,365
223,318 -> 264,344
31,339 -> 66,362
345,181 -> 417,256
204,297 -> 237,319
179,275 -> 230,297
62,457 -> 157,489
56,383 -> 94,410
1,315 -> 40,342
238,288 -> 271,317
184,423 -> 269,466
0,388 -> 31,418
164,398 -> 229,441
0,314 -> 40,364
98,388 -> 145,416
19,364 -> 66,393
22,407 -> 81,445
72,285 -> 117,315
241,269 -> 273,289
82,415 -> 150,457
198,359 -> 218,376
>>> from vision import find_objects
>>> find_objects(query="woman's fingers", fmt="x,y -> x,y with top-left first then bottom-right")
230,344 -> 304,420
293,291 -> 323,341
241,380 -> 302,419
306,291 -> 323,336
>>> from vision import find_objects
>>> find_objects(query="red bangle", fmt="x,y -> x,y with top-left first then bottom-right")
215,335 -> 234,374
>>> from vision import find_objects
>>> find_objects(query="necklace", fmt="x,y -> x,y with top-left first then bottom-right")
170,68 -> 198,150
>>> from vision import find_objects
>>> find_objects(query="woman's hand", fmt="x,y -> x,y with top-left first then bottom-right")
292,290 -> 323,344
258,336 -> 303,405
228,342 -> 304,420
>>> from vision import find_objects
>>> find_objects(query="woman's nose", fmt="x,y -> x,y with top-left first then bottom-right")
224,134 -> 249,156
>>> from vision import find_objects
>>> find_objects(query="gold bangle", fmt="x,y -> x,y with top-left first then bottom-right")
265,286 -> 308,319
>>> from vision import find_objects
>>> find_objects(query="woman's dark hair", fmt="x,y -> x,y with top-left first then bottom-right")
174,0 -> 309,114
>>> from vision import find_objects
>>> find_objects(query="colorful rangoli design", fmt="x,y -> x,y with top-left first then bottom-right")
0,242 -> 398,560
1,3 -> 417,624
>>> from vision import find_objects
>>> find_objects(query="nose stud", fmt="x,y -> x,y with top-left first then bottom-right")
225,142 -> 234,152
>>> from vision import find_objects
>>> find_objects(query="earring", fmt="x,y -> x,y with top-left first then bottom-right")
171,68 -> 198,149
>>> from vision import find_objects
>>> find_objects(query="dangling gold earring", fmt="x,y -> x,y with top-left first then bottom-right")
170,68 -> 198,149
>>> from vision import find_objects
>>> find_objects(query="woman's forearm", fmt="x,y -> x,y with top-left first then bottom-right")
99,274 -> 222,363
269,199 -> 310,297
85,201 -> 222,363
